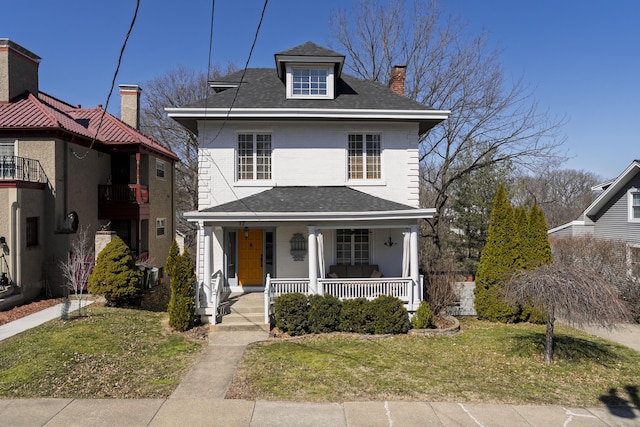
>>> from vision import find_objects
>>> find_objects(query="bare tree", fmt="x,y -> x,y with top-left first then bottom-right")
504,263 -> 630,363
512,168 -> 602,229
140,65 -> 236,249
59,226 -> 94,317
552,235 -> 640,322
330,0 -> 565,261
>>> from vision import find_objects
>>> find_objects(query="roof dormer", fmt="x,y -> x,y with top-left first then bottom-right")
274,41 -> 345,100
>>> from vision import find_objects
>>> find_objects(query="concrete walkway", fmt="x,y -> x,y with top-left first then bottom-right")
0,300 -> 639,425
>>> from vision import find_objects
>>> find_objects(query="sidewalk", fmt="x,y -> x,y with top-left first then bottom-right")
0,299 -> 92,341
0,305 -> 638,425
0,397 -> 638,426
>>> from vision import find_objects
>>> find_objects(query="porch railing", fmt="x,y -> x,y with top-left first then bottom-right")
211,270 -> 230,324
321,278 -> 412,302
264,275 -> 418,324
98,184 -> 149,204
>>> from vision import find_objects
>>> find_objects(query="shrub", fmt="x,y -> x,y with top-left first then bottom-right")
165,239 -> 180,279
369,295 -> 410,334
88,236 -> 143,306
411,300 -> 435,329
308,294 -> 342,334
274,293 -> 309,336
339,298 -> 370,333
168,250 -> 197,331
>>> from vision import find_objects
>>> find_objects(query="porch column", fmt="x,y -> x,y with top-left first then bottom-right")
308,226 -> 318,294
202,223 -> 213,307
410,224 -> 420,306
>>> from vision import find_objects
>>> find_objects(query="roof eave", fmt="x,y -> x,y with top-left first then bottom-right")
584,160 -> 640,217
184,208 -> 435,223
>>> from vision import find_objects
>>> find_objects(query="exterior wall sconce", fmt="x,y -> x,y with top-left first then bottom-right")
383,235 -> 397,247
244,226 -> 249,239
290,233 -> 307,261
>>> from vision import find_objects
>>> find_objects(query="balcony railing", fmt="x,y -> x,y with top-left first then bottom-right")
98,184 -> 149,204
0,156 -> 47,183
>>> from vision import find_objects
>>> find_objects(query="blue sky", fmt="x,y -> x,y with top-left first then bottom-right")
2,0 -> 638,180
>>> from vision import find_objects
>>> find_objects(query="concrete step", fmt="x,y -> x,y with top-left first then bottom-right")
219,312 -> 264,324
212,293 -> 269,333
212,321 -> 268,332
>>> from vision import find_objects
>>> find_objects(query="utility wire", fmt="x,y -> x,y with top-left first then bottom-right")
73,0 -> 141,160
199,0 -> 269,211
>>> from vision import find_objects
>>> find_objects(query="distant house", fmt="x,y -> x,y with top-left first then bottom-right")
167,41 -> 449,323
548,160 -> 640,269
0,39 -> 178,306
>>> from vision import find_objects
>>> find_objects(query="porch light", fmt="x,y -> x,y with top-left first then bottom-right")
244,227 -> 249,239
290,233 -> 307,261
383,235 -> 397,247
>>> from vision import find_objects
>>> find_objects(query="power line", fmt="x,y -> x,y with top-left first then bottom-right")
199,0 -> 269,211
73,0 -> 141,160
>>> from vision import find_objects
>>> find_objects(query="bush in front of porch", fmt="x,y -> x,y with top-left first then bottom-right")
274,293 -> 410,336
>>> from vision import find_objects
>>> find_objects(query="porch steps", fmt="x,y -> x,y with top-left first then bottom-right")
211,292 -> 268,333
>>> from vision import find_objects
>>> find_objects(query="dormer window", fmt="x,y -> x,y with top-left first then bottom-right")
286,65 -> 334,99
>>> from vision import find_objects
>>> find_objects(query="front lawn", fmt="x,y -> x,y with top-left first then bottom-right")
0,306 -> 207,398
228,318 -> 640,406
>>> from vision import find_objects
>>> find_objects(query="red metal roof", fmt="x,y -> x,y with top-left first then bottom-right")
0,92 -> 178,161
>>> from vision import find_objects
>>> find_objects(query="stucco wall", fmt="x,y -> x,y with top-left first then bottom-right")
148,155 -> 175,270
197,120 -> 421,209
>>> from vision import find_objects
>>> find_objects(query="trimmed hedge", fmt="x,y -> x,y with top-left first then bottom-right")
274,293 -> 310,336
309,294 -> 342,333
275,293 -> 410,335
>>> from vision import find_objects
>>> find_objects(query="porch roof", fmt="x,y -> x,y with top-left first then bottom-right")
185,186 -> 435,223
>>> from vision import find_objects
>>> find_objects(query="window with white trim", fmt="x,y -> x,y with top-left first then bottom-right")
156,218 -> 166,237
237,133 -> 272,180
156,160 -> 166,179
286,65 -> 334,99
336,229 -> 369,265
629,189 -> 640,221
348,133 -> 381,180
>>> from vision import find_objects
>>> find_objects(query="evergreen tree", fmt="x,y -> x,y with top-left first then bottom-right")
474,184 -> 521,322
166,239 -> 180,279
514,206 -> 530,266
527,204 -> 553,268
519,204 -> 552,323
87,237 -> 143,306
168,249 -> 197,331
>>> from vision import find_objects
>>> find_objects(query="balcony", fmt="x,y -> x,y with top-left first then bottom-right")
98,183 -> 149,220
0,156 -> 47,188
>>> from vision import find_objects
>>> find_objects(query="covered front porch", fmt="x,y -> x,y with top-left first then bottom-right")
185,187 -> 432,325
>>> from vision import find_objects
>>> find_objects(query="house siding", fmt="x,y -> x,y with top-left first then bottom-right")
197,120 -> 421,209
591,173 -> 640,244
148,154 -> 175,269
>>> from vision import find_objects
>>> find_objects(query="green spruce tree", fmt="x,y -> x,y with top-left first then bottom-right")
168,250 -> 197,331
474,184 -> 522,322
88,237 -> 143,306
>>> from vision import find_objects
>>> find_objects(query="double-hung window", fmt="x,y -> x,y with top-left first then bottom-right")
336,229 -> 370,265
156,218 -> 166,237
629,189 -> 640,222
237,133 -> 272,181
348,133 -> 381,180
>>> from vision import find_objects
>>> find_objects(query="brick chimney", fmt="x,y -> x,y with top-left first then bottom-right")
0,39 -> 41,103
119,84 -> 142,129
388,65 -> 406,97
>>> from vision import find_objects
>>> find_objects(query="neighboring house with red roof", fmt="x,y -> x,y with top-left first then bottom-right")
167,42 -> 450,324
0,39 -> 178,306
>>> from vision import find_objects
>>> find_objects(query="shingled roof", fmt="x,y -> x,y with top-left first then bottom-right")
200,186 -> 416,213
0,91 -> 178,161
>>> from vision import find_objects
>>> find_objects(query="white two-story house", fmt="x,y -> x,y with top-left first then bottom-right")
167,42 -> 449,323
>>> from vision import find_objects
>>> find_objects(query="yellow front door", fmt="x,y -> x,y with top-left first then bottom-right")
238,229 -> 263,286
